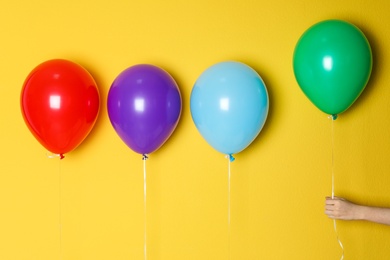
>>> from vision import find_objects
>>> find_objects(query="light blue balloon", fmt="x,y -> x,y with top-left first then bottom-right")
190,61 -> 269,156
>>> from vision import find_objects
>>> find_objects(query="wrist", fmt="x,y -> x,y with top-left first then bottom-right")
356,205 -> 369,221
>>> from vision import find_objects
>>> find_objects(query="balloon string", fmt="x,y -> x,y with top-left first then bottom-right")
59,159 -> 63,260
225,154 -> 232,260
328,115 -> 344,260
47,151 -> 63,259
330,116 -> 335,199
333,220 -> 344,260
142,154 -> 148,260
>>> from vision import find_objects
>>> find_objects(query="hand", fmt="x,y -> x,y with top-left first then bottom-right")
325,196 -> 362,220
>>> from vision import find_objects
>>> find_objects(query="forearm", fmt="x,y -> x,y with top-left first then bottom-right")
359,206 -> 390,225
325,197 -> 390,225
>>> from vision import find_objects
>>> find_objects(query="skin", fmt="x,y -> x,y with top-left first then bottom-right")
325,196 -> 390,226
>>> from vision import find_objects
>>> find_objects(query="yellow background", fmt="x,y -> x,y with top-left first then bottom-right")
1,0 -> 390,259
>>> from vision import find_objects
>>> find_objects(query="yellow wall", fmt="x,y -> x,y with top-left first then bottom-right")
1,0 -> 390,259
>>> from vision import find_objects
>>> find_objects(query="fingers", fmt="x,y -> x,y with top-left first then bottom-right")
325,198 -> 338,206
325,195 -> 343,200
325,196 -> 345,205
325,207 -> 337,219
325,199 -> 334,205
325,196 -> 343,219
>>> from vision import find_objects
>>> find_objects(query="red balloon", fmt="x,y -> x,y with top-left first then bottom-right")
20,59 -> 100,158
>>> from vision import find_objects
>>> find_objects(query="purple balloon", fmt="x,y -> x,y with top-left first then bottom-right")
107,64 -> 182,155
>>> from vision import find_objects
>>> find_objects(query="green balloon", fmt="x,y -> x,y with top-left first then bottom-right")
293,19 -> 372,116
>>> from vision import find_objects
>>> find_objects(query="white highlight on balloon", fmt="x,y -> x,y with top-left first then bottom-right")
220,98 -> 230,111
135,98 -> 145,112
50,95 -> 61,109
323,56 -> 333,71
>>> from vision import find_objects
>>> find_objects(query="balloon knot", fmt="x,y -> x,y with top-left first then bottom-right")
46,152 -> 64,159
142,154 -> 149,160
225,154 -> 235,162
328,114 -> 338,120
